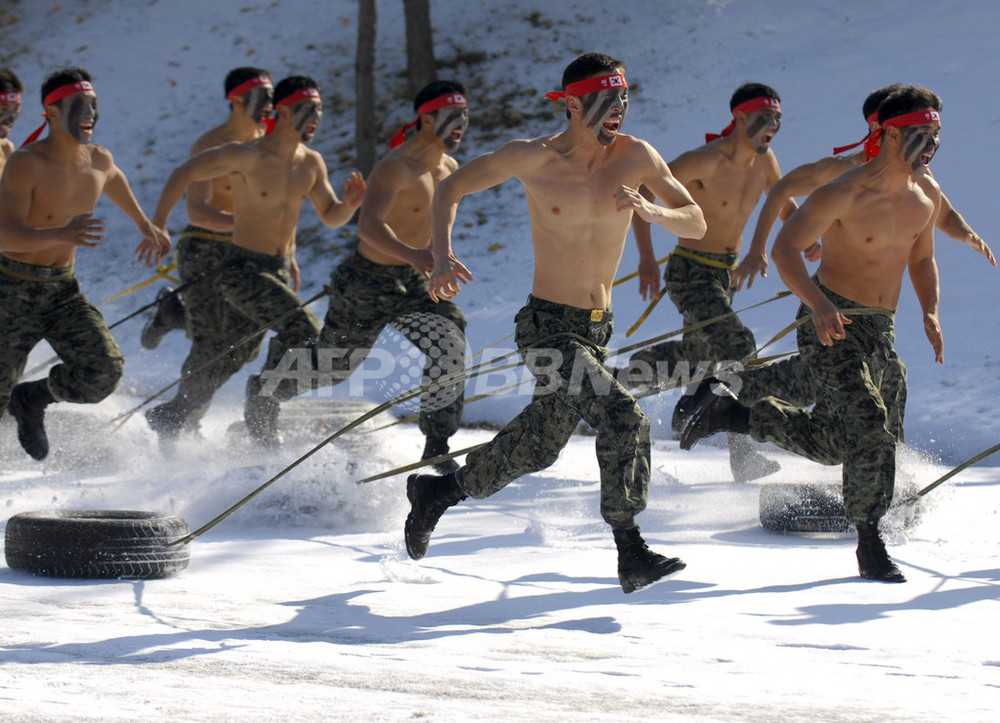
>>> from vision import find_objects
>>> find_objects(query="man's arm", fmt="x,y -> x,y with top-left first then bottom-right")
0,152 -> 105,253
935,191 -> 995,266
733,155 -> 823,291
630,185 -> 660,301
103,163 -> 170,266
308,153 -> 365,229
910,193 -> 944,363
626,140 -> 706,241
429,140 -> 534,301
771,183 -> 852,347
151,144 -> 249,230
356,157 -> 429,271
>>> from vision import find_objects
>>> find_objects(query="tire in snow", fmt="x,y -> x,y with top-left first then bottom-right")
758,483 -> 852,534
5,510 -> 190,579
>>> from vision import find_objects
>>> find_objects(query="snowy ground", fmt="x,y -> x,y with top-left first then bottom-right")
1,1 -> 999,720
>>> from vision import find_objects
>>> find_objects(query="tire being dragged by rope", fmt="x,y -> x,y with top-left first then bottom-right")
759,483 -> 852,534
5,510 -> 190,579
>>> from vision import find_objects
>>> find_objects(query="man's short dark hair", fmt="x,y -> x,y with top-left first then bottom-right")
863,83 -> 903,121
413,80 -> 466,130
561,52 -> 624,90
730,82 -> 780,112
559,53 -> 624,118
41,67 -> 92,105
877,84 -> 942,126
273,75 -> 320,106
0,68 -> 24,95
224,66 -> 270,98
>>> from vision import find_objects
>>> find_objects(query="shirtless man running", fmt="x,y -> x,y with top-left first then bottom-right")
620,83 -> 796,482
677,85 -> 946,583
143,67 -> 274,441
0,67 -> 169,460
149,75 -> 365,446
316,80 -> 469,471
404,53 -> 706,594
734,83 -> 993,292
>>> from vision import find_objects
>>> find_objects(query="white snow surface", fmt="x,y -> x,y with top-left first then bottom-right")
1,1 -> 999,720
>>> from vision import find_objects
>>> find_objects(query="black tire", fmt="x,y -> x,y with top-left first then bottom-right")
4,510 -> 190,579
759,483 -> 852,534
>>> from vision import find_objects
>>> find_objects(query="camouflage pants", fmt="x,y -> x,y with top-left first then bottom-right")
154,228 -> 261,428
317,250 -> 467,440
0,257 -> 122,412
745,282 -> 900,523
738,348 -> 906,442
462,296 -> 650,527
628,247 -> 756,377
217,245 -> 321,402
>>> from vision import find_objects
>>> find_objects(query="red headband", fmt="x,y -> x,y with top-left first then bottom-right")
706,96 -> 781,143
863,109 -> 940,161
0,92 -> 21,103
389,92 -> 467,149
22,80 -> 95,147
833,111 -> 880,155
227,75 -> 272,101
264,87 -> 321,135
544,73 -> 628,102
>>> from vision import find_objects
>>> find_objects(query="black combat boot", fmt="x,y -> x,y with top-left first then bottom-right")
8,379 -> 57,460
404,470 -> 467,560
421,435 -> 459,474
676,378 -> 750,451
856,521 -> 906,582
244,375 -> 282,447
613,525 -> 686,594
140,287 -> 185,350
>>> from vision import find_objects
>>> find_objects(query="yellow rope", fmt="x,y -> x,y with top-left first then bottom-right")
93,257 -> 181,306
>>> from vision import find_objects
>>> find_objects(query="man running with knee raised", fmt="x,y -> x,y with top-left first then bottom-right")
407,53 -> 706,594
144,67 -> 274,442
148,75 -> 365,446
0,67 -> 169,459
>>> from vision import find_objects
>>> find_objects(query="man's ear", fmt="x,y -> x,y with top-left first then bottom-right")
565,95 -> 583,115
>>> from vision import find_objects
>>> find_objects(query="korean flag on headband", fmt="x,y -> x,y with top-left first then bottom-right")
607,76 -> 624,88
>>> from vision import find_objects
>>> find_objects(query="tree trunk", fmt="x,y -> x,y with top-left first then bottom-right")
355,0 -> 378,177
403,0 -> 435,95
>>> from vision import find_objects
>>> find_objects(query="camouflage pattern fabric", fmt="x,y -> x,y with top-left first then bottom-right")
217,244 -> 320,402
462,296 -> 650,527
629,247 -> 756,375
318,250 -> 467,440
149,227 -> 261,429
746,281 -> 900,524
0,256 -> 122,410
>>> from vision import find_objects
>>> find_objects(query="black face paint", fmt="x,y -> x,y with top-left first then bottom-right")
0,101 -> 20,138
59,93 -> 98,144
433,106 -> 469,150
243,85 -> 273,125
900,125 -> 940,175
745,109 -> 781,155
580,87 -> 629,146
290,99 -> 322,143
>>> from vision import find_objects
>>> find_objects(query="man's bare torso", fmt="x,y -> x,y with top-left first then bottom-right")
228,140 -> 320,256
520,132 -> 646,309
818,169 -> 938,310
4,142 -> 112,267
358,152 -> 455,266
675,143 -> 775,254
